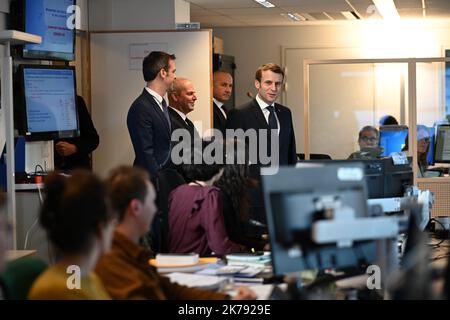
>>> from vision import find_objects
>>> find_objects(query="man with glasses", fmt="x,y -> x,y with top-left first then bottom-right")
348,126 -> 382,159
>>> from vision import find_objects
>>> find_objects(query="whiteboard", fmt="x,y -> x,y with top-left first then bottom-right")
90,30 -> 212,177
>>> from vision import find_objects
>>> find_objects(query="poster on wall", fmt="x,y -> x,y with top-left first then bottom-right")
129,43 -> 168,70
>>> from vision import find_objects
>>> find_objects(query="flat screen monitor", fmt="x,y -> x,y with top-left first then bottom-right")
379,125 -> 408,156
261,163 -> 377,276
11,0 -> 76,61
435,125 -> 450,163
16,65 -> 79,141
298,158 -> 413,199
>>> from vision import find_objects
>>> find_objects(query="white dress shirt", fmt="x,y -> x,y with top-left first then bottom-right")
169,106 -> 187,121
255,94 -> 280,134
145,87 -> 167,112
213,98 -> 227,119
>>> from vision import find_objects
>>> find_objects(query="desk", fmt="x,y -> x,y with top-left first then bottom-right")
6,249 -> 36,262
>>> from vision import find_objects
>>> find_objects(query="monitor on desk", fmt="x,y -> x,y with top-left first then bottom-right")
379,125 -> 408,157
261,163 -> 377,276
434,125 -> 450,163
298,158 -> 413,199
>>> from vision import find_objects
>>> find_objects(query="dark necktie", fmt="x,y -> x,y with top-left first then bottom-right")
221,105 -> 227,118
161,99 -> 171,130
185,117 -> 194,130
267,105 -> 278,130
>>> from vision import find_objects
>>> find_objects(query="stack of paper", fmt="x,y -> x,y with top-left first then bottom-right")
155,253 -> 199,266
226,252 -> 271,268
149,257 -> 218,273
166,272 -> 230,290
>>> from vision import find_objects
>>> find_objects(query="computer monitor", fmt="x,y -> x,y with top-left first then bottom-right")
379,125 -> 408,157
11,0 -> 76,61
261,163 -> 377,276
15,65 -> 79,141
298,158 -> 413,199
435,125 -> 450,163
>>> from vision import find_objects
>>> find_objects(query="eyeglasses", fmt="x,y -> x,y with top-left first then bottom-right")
360,137 -> 378,143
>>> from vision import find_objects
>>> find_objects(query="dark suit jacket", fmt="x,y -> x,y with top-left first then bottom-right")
54,95 -> 99,171
127,89 -> 172,176
226,99 -> 297,166
168,107 -> 199,139
213,102 -> 227,137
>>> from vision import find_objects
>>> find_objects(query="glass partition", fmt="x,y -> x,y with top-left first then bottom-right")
308,62 -> 408,160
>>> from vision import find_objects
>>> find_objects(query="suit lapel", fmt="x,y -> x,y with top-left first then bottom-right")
214,103 -> 226,125
142,89 -> 171,133
250,99 -> 269,129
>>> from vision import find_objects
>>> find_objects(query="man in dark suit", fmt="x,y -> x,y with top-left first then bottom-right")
168,77 -> 199,139
226,63 -> 297,168
127,51 -> 177,177
213,71 -> 233,137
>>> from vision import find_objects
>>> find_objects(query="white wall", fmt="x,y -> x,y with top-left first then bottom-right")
89,0 -> 189,31
215,22 -> 450,107
214,22 -> 450,157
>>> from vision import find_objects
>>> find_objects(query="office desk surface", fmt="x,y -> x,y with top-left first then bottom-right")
6,250 -> 37,262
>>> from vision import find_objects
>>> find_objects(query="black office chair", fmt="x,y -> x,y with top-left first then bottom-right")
150,168 -> 186,253
297,153 -> 332,161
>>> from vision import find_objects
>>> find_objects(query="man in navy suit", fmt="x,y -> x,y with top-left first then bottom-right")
168,77 -> 199,139
226,63 -> 297,167
127,51 -> 177,177
213,71 -> 233,136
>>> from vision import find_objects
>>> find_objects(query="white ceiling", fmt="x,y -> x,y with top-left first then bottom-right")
188,0 -> 450,27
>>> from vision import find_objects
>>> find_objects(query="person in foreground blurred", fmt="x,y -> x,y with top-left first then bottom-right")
96,166 -> 255,300
29,170 -> 116,300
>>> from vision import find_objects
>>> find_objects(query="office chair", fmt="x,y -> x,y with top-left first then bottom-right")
150,168 -> 186,253
0,256 -> 47,300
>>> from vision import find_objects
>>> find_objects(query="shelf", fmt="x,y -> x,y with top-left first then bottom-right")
0,30 -> 41,45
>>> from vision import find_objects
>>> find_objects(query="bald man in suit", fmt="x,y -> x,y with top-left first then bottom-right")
213,71 -> 233,137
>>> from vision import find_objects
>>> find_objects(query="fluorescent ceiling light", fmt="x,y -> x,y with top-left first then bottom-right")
341,11 -> 357,20
281,12 -> 306,22
254,0 -> 275,8
301,13 -> 316,21
372,0 -> 400,20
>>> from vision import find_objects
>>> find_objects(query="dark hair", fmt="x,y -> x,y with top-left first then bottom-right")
255,63 -> 284,82
358,125 -> 379,140
106,166 -> 150,222
182,140 -> 225,182
379,115 -> 399,126
40,170 -> 114,254
215,163 -> 256,222
142,51 -> 176,82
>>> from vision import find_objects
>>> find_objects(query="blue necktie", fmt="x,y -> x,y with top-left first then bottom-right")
267,105 -> 278,130
161,99 -> 171,130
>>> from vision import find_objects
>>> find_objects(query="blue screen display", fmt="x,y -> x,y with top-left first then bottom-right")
380,126 -> 435,164
24,0 -> 75,60
379,129 -> 408,156
23,68 -> 77,134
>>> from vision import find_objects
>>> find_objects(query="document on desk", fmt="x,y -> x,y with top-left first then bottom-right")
165,272 -> 230,290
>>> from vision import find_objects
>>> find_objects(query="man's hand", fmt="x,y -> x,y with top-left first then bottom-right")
232,286 -> 257,300
55,141 -> 77,157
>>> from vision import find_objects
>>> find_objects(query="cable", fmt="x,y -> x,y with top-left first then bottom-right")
23,184 -> 43,250
429,218 -> 447,247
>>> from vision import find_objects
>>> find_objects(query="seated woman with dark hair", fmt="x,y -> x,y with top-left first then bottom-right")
215,162 -> 267,251
168,147 -> 246,256
28,170 -> 117,300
